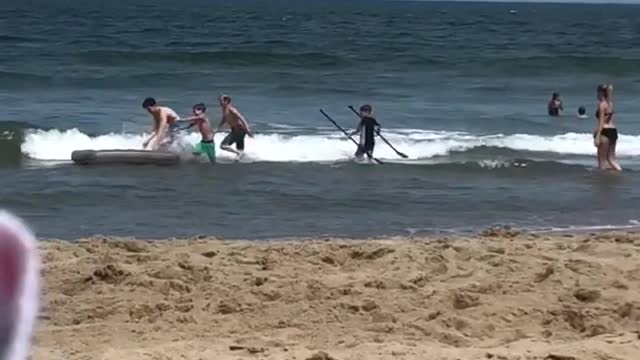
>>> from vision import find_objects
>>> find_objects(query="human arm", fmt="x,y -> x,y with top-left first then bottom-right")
232,108 -> 253,137
143,132 -> 156,149
148,113 -> 168,150
176,116 -> 199,123
215,116 -> 227,133
374,119 -> 382,134
594,103 -> 606,147
176,116 -> 202,129
349,120 -> 364,137
142,120 -> 159,149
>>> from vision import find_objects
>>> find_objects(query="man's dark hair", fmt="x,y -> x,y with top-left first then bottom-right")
142,97 -> 157,108
220,95 -> 231,104
193,103 -> 207,112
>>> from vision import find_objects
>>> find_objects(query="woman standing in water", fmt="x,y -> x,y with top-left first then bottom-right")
594,84 -> 622,171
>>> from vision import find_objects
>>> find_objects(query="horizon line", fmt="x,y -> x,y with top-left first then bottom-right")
394,0 -> 640,5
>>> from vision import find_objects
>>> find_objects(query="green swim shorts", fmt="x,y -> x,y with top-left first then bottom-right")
194,140 -> 216,164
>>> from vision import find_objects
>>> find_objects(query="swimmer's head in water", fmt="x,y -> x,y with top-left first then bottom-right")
142,97 -> 158,113
360,104 -> 372,116
192,103 -> 206,115
578,106 -> 586,116
219,95 -> 231,107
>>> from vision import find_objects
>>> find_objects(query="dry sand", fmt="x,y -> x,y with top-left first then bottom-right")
32,229 -> 640,360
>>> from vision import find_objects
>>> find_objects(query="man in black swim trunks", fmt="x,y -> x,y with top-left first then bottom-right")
216,95 -> 253,158
350,104 -> 381,160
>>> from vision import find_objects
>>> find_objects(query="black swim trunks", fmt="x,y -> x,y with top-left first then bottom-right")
221,127 -> 247,150
600,128 -> 618,142
593,128 -> 619,142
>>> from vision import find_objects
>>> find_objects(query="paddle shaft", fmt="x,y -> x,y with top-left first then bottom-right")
319,109 -> 383,164
348,106 -> 408,158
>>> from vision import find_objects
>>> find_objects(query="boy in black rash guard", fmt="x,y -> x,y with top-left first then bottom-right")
350,104 -> 381,160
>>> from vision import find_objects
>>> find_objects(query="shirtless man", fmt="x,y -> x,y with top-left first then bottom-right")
141,97 -> 181,151
216,95 -> 253,157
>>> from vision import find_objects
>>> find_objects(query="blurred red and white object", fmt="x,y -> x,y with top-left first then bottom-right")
0,210 -> 40,360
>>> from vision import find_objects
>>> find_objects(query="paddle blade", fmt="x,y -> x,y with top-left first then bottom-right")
347,106 -> 360,117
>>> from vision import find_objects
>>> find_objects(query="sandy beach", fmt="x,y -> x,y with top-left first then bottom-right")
32,229 -> 640,360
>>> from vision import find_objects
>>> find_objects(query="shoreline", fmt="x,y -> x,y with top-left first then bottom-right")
36,222 -> 640,243
33,230 -> 640,360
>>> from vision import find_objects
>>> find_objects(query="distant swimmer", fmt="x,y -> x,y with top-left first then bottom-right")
577,106 -> 588,119
141,97 -> 181,151
0,210 -> 40,360
594,84 -> 621,171
216,95 -> 253,158
350,104 -> 381,161
178,103 -> 216,164
547,92 -> 563,116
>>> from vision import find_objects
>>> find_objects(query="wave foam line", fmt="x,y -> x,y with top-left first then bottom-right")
20,128 -> 640,162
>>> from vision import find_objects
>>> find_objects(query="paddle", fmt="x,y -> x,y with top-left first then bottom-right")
319,109 -> 383,164
348,105 -> 409,159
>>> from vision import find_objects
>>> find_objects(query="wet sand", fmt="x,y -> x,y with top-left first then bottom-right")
32,230 -> 640,360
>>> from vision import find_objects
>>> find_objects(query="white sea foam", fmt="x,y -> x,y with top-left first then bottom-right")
20,128 -> 640,162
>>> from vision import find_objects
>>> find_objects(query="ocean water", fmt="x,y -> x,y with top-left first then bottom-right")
2,0 -> 640,239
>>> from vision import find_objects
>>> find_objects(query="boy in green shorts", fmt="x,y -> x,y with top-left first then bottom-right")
178,103 -> 216,164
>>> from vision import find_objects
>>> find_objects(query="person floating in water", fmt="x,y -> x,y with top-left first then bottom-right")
547,92 -> 563,116
593,84 -> 621,171
0,210 -> 40,360
177,103 -> 216,164
350,104 -> 381,161
577,106 -> 588,119
141,97 -> 181,151
216,95 -> 253,159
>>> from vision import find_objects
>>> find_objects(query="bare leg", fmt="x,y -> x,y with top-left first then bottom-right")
156,135 -> 175,152
597,137 -> 608,170
607,139 -> 622,171
220,144 -> 241,156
